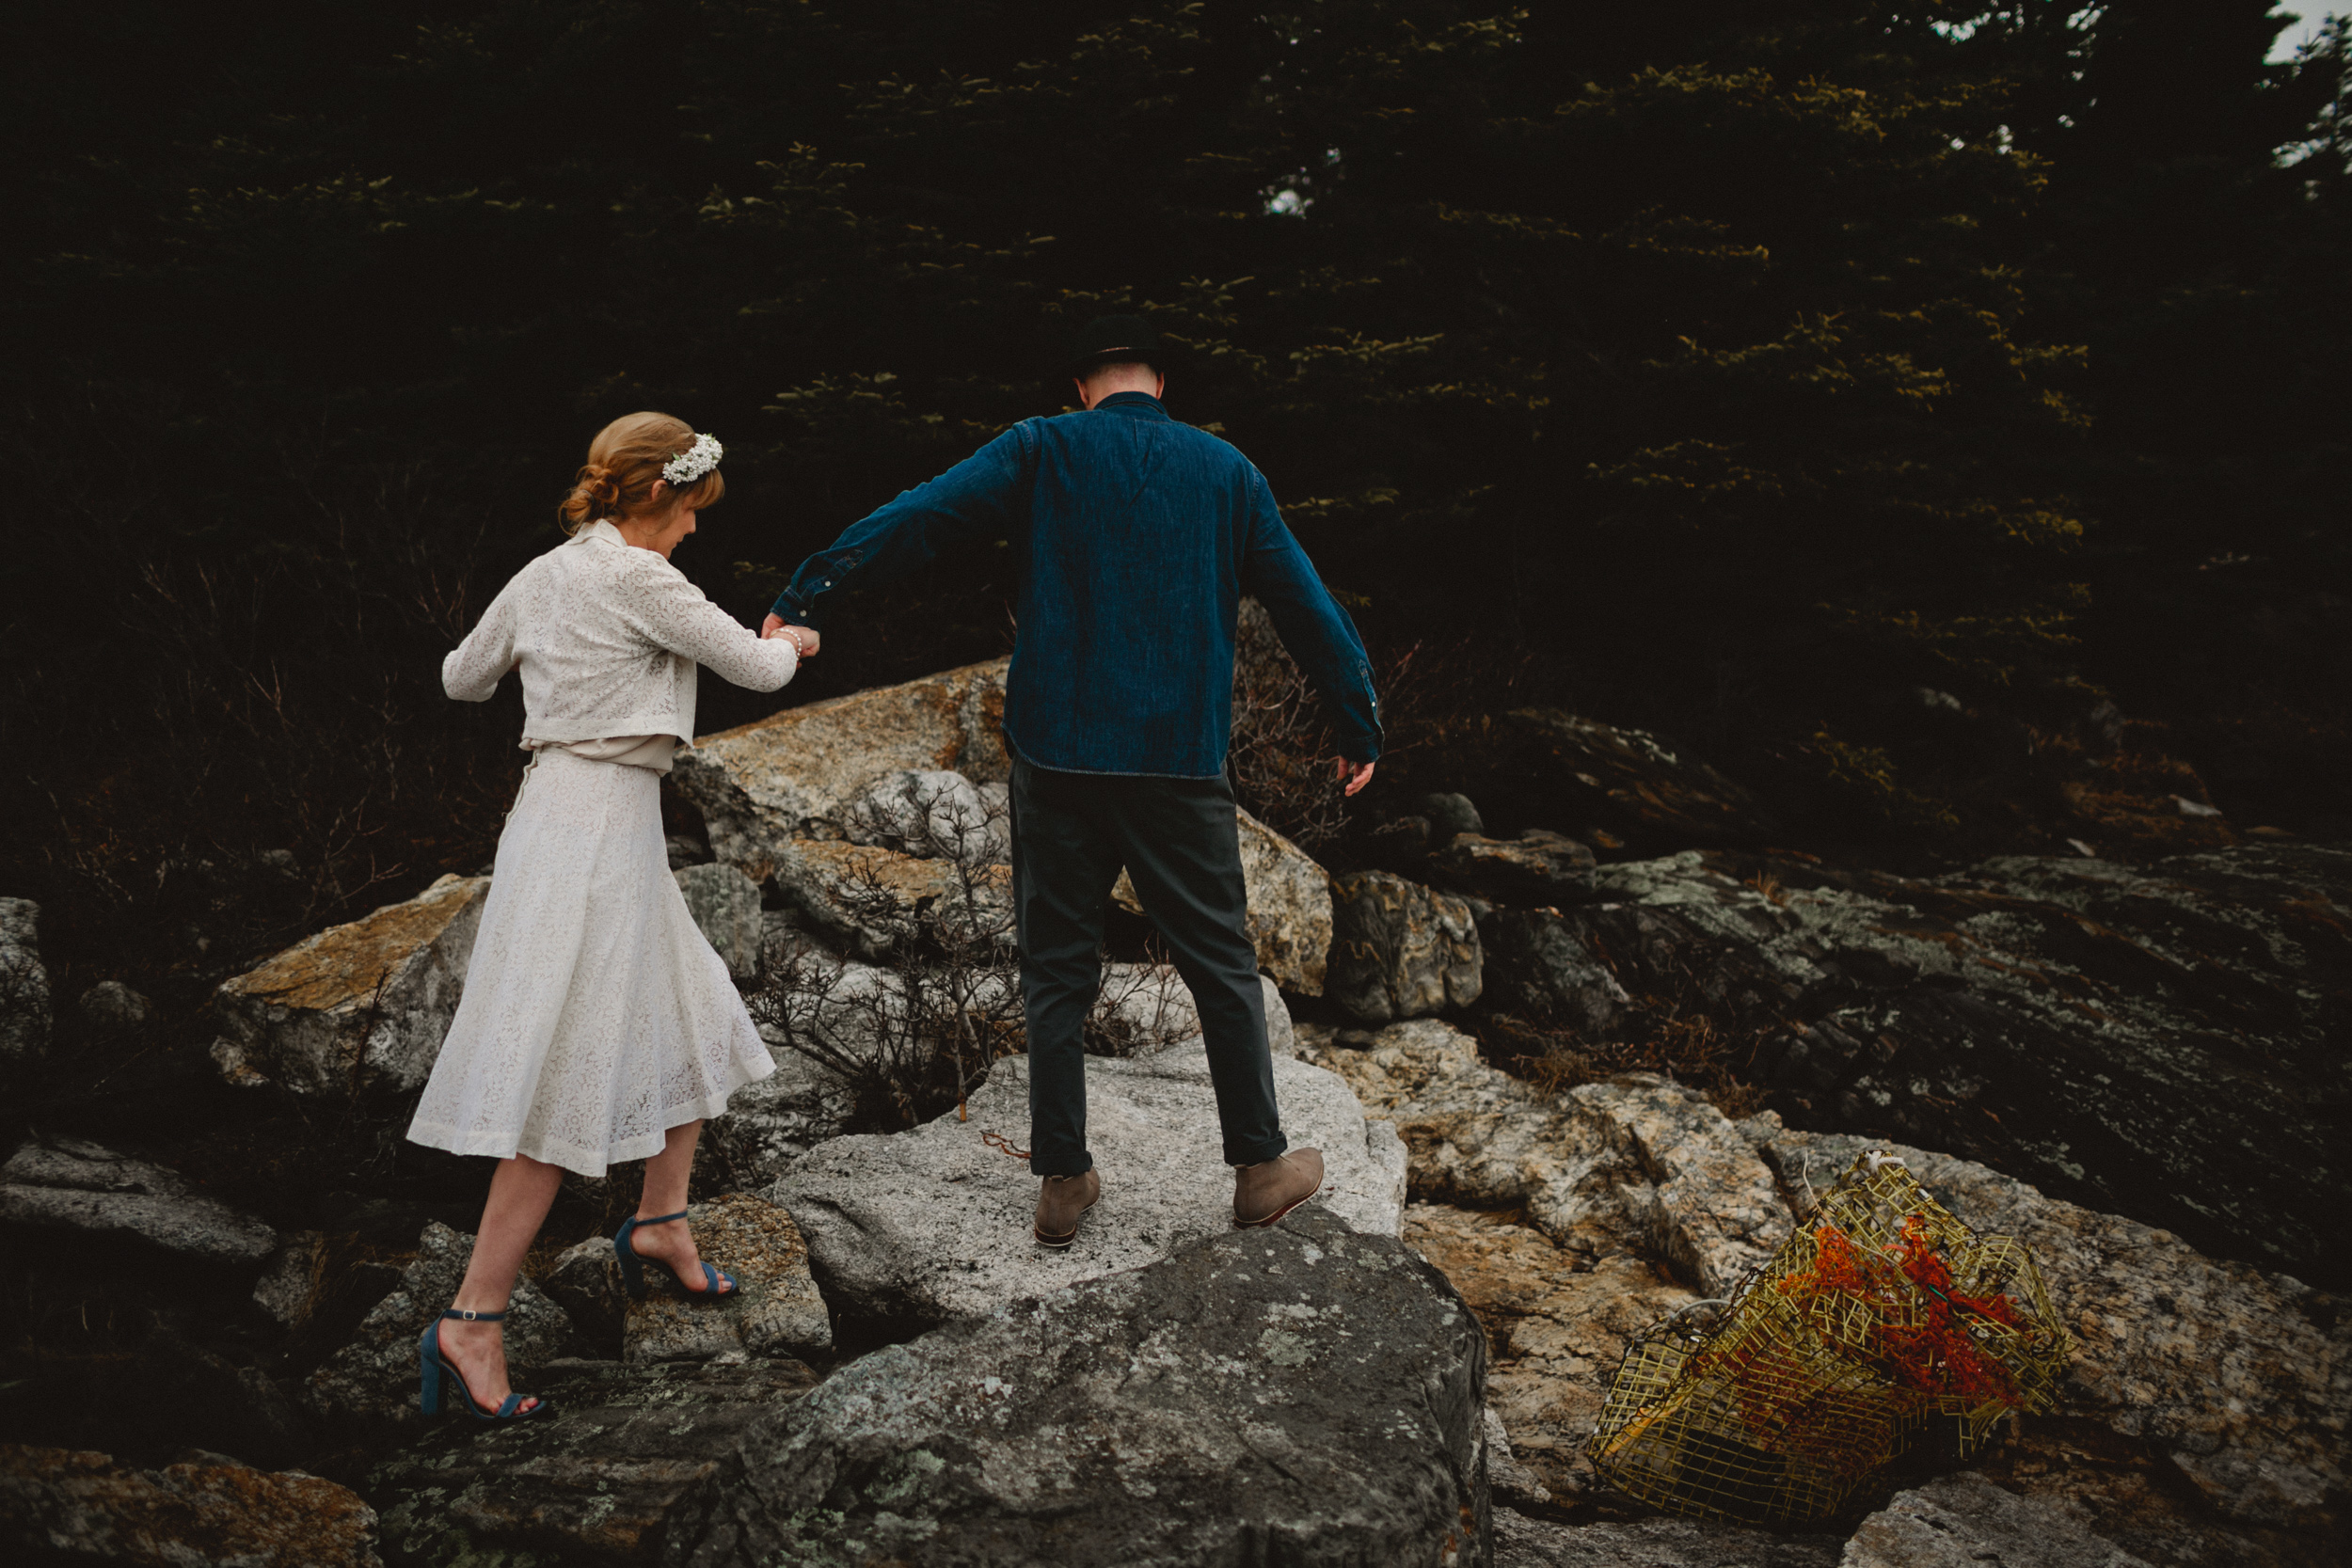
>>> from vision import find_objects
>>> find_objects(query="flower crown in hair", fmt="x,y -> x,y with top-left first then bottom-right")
662,433 -> 723,487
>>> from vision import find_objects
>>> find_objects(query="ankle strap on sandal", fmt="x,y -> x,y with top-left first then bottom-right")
441,1307 -> 506,1323
631,1210 -> 691,1227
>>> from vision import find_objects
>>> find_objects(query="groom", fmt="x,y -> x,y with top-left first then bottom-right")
763,315 -> 1381,1246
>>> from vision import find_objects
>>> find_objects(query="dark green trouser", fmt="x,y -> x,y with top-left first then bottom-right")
1009,754 -> 1287,1177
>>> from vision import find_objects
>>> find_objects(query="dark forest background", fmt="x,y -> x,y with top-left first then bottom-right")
6,0 -> 2348,1021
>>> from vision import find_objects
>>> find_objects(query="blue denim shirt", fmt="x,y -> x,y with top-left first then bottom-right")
771,392 -> 1380,778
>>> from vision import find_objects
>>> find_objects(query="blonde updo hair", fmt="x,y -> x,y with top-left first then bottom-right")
559,411 -> 726,532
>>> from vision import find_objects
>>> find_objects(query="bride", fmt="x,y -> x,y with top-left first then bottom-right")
406,412 -> 817,1421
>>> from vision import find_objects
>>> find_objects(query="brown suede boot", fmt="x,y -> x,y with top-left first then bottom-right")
1232,1148 -> 1324,1227
1034,1169 -> 1101,1249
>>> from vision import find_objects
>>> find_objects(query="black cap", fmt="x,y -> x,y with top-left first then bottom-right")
1066,313 -> 1183,378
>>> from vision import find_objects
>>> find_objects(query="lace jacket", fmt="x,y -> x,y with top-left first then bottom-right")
443,519 -> 796,743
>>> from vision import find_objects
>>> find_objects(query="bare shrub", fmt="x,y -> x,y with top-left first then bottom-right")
748,785 -> 1204,1132
1081,944 -> 1201,1058
750,783 -> 1022,1130
1229,598 -> 1352,851
1232,599 -> 1544,859
1478,939 -> 1783,1120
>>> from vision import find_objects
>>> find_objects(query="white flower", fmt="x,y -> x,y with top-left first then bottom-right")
663,433 -> 723,486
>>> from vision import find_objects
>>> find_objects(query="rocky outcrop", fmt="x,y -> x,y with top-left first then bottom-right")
211,873 -> 490,1096
1327,870 -> 1483,1023
1301,1019 -> 2347,1565
1303,1021 -> 1784,1294
674,657 -> 1010,880
771,1044 -> 1408,1331
1493,1507 -> 1839,1567
0,898 -> 51,1065
1473,842 -> 2352,1288
1488,708 -> 1778,853
368,1358 -> 818,1568
307,1222 -> 579,1430
0,1446 -> 383,1568
1840,1473 -> 2153,1568
675,863 -> 764,979
0,1137 -> 276,1266
1743,1119 -> 2348,1558
659,1208 -> 1492,1568
1114,805 -> 1335,994
675,656 -> 1332,989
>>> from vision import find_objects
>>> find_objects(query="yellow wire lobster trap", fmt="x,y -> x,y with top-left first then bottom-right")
1585,1150 -> 2072,1528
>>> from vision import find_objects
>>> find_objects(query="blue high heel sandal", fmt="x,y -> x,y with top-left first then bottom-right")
418,1308 -> 554,1421
613,1210 -> 738,1302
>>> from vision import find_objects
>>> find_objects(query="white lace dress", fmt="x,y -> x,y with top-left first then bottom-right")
406,520 -> 797,1176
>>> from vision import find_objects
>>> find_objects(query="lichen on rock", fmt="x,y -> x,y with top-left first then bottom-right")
211,873 -> 489,1097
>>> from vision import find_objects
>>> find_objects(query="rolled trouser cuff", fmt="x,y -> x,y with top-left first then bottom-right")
1224,1133 -> 1289,1167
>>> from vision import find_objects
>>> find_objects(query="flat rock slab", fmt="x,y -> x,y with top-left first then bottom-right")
212,872 -> 488,1096
1492,1507 -> 1838,1568
0,1184 -> 278,1266
1428,831 -> 1598,910
771,1043 -> 1407,1329
0,1137 -> 276,1265
620,1194 -> 833,1363
308,1222 -> 580,1431
1842,1473 -> 2152,1567
1,1444 -> 382,1567
370,1358 -> 818,1567
660,1208 -> 1491,1568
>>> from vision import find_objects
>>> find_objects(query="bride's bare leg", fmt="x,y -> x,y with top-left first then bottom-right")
438,1153 -> 564,1412
623,1120 -> 726,1293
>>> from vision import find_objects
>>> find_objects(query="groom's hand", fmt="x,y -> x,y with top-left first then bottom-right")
761,613 -> 785,639
1336,757 -> 1375,797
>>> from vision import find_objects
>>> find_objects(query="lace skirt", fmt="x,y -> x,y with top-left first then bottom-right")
407,748 -> 774,1176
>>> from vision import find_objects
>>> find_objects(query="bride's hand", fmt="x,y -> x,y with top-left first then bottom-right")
764,622 -> 820,657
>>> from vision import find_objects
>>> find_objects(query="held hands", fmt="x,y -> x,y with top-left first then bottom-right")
1335,757 -> 1376,798
761,614 -> 819,657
